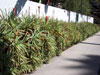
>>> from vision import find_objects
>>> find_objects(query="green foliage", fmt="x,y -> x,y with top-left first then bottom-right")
0,14 -> 100,75
89,0 -> 100,24
62,0 -> 90,15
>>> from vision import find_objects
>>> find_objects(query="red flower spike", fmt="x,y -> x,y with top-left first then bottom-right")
38,6 -> 40,9
13,8 -> 15,16
38,6 -> 40,15
45,16 -> 49,23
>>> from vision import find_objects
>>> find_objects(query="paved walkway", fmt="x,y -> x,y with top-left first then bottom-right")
29,32 -> 100,75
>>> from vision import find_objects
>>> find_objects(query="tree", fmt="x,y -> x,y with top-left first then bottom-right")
89,0 -> 100,24
62,0 -> 74,11
62,0 -> 90,15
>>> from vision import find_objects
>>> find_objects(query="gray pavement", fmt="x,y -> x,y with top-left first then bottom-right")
28,32 -> 100,75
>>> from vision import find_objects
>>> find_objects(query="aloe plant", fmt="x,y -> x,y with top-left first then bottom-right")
0,13 -> 100,75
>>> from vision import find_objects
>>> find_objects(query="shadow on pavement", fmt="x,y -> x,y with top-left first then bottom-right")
94,34 -> 100,36
80,42 -> 100,45
61,55 -> 100,75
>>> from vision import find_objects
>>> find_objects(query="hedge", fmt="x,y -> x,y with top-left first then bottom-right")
0,15 -> 100,75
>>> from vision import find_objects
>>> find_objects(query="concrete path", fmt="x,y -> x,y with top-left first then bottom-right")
28,32 -> 100,75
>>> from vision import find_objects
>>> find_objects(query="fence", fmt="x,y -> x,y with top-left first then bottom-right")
0,0 -> 94,23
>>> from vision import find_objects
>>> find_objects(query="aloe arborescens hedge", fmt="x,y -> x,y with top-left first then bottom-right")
0,14 -> 100,75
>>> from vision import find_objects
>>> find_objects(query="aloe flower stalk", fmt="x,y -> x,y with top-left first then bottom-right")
13,8 -> 15,16
38,6 -> 40,15
45,16 -> 49,23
